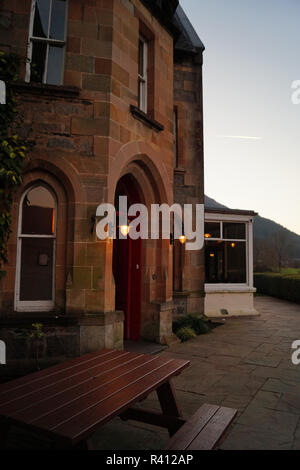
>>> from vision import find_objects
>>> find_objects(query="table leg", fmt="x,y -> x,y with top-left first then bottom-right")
0,422 -> 10,450
156,380 -> 183,436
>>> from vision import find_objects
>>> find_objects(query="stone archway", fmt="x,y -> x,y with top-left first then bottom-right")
109,143 -> 175,344
106,141 -> 173,207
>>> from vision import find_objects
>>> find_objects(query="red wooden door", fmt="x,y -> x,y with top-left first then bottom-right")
113,236 -> 142,341
129,237 -> 142,341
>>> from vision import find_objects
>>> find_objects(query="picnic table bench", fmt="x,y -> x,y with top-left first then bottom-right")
0,349 -> 237,450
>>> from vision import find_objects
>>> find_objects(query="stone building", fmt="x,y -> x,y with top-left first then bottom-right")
0,0 -> 205,371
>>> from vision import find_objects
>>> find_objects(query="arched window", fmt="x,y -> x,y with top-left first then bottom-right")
15,184 -> 57,311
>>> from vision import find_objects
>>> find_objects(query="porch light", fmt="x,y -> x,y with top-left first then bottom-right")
179,235 -> 186,245
120,225 -> 130,236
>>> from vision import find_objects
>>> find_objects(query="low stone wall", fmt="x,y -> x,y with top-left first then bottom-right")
0,311 -> 124,379
0,324 -> 79,379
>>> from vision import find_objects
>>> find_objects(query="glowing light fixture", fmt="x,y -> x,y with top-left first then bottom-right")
209,253 -> 215,258
230,242 -> 236,248
204,233 -> 212,238
179,235 -> 186,245
120,225 -> 130,236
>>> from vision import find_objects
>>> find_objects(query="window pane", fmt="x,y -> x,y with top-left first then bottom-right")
205,240 -> 246,283
138,39 -> 144,76
33,0 -> 50,38
30,41 -> 47,83
204,222 -> 220,239
46,45 -> 64,85
20,238 -> 54,300
223,222 -> 246,240
50,0 -> 67,40
225,241 -> 246,283
138,77 -> 141,108
205,240 -> 224,283
138,78 -> 146,112
22,186 -> 55,235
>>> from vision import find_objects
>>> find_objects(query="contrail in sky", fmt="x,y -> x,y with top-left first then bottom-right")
217,135 -> 262,140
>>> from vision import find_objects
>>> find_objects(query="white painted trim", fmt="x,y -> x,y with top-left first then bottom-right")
206,237 -> 246,242
205,215 -> 255,289
14,183 -> 57,312
205,213 -> 254,223
205,285 -> 256,293
15,301 -> 55,312
18,234 -> 56,239
138,36 -> 148,113
248,220 -> 254,288
25,0 -> 36,82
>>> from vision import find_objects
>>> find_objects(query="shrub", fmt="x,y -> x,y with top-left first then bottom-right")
254,273 -> 300,304
173,314 -> 211,336
176,327 -> 196,342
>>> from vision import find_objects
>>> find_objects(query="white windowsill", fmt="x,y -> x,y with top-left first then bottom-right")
205,285 -> 256,294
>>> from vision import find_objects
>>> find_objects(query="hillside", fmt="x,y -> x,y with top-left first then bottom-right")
205,195 -> 300,260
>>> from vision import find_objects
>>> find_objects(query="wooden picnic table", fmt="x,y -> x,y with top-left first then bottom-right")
0,349 -> 189,449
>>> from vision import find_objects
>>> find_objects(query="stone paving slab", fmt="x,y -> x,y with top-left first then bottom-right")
219,423 -> 293,450
276,393 -> 300,414
236,402 -> 299,438
262,377 -> 300,394
252,365 -> 300,382
243,352 -> 283,368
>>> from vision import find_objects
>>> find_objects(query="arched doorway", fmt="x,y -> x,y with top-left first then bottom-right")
113,174 -> 143,341
15,184 -> 57,311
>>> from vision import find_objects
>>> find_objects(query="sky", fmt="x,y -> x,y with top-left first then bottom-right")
180,0 -> 300,235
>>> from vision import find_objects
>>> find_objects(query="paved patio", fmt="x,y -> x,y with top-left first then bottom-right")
93,295 -> 300,450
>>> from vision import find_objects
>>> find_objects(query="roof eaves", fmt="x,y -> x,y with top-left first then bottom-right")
174,4 -> 205,53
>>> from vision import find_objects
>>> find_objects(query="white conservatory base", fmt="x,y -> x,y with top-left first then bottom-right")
204,286 -> 260,318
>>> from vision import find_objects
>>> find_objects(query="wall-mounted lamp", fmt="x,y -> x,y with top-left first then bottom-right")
120,224 -> 130,237
171,220 -> 186,246
170,233 -> 186,245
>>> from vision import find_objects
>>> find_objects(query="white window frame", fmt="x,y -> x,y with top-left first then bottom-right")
26,0 -> 68,85
138,35 -> 148,113
173,107 -> 179,168
15,183 -> 57,312
204,213 -> 254,291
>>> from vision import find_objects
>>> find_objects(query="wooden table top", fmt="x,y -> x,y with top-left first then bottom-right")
0,349 -> 189,446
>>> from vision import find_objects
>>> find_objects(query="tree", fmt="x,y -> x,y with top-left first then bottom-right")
271,230 -> 290,272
